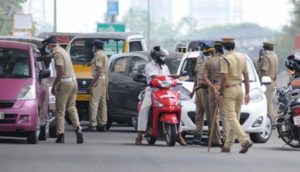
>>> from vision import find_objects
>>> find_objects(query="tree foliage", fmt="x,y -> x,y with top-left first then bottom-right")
0,0 -> 27,35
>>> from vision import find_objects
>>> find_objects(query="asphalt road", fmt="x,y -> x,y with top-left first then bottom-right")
0,125 -> 299,172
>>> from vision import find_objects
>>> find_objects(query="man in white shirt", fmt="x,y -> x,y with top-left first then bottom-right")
135,46 -> 186,146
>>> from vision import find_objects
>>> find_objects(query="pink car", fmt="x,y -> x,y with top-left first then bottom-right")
0,40 -> 50,144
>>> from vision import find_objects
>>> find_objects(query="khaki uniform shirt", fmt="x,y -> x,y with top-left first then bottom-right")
91,50 -> 109,78
220,50 -> 248,85
53,46 -> 75,78
195,57 -> 206,84
259,51 -> 278,81
204,54 -> 221,84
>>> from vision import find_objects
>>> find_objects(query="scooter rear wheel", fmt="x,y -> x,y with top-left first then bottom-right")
163,123 -> 176,146
277,123 -> 300,148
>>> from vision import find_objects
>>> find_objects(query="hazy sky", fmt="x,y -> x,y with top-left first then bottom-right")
24,0 -> 292,33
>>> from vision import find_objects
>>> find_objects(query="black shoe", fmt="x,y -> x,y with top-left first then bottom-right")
55,133 -> 64,143
75,127 -> 84,144
210,142 -> 223,147
82,126 -> 97,132
97,125 -> 107,132
239,140 -> 253,154
221,147 -> 230,153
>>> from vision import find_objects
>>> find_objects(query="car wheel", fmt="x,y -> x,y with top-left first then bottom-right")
27,117 -> 40,144
65,111 -> 83,125
250,115 -> 272,143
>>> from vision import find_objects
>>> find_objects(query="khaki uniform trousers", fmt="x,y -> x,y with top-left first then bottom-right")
55,80 -> 80,134
89,77 -> 107,126
222,86 -> 251,148
265,81 -> 275,122
195,88 -> 210,135
208,87 -> 222,144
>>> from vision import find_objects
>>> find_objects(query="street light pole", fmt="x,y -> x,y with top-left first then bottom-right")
54,0 -> 57,32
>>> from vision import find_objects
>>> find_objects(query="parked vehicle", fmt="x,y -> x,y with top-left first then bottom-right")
0,36 -> 57,138
66,32 -> 147,124
38,32 -> 80,49
276,75 -> 300,148
136,76 -> 181,146
0,40 -> 50,144
176,51 -> 273,143
107,51 -> 193,130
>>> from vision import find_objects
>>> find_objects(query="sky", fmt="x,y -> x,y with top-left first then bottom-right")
23,0 -> 292,33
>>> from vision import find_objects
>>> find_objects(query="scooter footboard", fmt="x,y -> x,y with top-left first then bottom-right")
160,113 -> 179,124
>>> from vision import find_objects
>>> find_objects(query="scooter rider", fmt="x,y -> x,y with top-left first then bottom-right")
135,46 -> 186,146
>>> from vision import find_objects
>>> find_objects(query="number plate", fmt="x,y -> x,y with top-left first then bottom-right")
76,94 -> 90,101
0,112 -> 4,120
293,116 -> 300,126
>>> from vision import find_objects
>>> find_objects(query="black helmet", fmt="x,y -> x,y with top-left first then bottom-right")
285,55 -> 300,73
150,46 -> 169,64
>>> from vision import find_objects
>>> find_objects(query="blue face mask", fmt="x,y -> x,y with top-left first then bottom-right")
45,46 -> 52,54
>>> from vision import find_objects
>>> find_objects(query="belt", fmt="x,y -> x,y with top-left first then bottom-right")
225,82 -> 241,88
61,76 -> 76,82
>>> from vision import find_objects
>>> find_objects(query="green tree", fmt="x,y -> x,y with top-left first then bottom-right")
0,0 -> 27,35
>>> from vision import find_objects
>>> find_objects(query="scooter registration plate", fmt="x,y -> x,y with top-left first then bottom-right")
293,116 -> 300,126
0,112 -> 4,119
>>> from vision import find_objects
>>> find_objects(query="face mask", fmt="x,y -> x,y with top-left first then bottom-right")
45,46 -> 52,54
204,55 -> 212,61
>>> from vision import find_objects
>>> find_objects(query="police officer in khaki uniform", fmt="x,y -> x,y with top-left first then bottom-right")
44,37 -> 83,144
190,44 -> 211,145
203,42 -> 224,147
258,42 -> 278,123
84,40 -> 109,132
217,38 -> 252,153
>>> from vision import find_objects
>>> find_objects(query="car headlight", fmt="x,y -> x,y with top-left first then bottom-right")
249,88 -> 263,102
17,85 -> 36,100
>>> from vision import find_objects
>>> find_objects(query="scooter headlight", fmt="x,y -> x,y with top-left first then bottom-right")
158,80 -> 173,88
17,85 -> 36,100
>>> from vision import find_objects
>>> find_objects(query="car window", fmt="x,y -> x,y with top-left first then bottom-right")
0,48 -> 31,78
165,58 -> 181,74
180,58 -> 197,81
128,56 -> 147,77
246,59 -> 256,82
129,41 -> 143,51
111,56 -> 130,75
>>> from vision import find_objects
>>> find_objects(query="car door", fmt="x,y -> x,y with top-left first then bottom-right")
126,55 -> 149,115
108,54 -> 132,117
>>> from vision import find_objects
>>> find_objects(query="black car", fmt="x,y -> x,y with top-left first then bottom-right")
107,51 -> 183,130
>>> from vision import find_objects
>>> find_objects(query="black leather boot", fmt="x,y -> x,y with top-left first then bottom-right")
75,127 -> 84,144
55,133 -> 64,143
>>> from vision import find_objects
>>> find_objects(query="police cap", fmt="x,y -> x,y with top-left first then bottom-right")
203,47 -> 215,53
42,36 -> 56,45
263,42 -> 274,49
222,37 -> 235,43
93,39 -> 104,47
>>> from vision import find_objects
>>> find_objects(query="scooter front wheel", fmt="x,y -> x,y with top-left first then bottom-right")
163,123 -> 177,146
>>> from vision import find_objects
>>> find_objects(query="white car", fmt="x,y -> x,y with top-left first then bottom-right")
175,51 -> 272,143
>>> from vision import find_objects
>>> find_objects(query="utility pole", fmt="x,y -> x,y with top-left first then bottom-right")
54,0 -> 57,32
147,0 -> 150,50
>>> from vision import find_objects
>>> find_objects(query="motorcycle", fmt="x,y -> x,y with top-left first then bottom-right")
276,75 -> 300,148
137,76 -> 181,146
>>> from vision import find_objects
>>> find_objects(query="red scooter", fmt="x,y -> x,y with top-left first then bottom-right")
138,76 -> 181,146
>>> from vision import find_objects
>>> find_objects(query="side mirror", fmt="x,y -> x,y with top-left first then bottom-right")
181,70 -> 188,76
261,76 -> 272,85
39,69 -> 51,79
133,73 -> 147,83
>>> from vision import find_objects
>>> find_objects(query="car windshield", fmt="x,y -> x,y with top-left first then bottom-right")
0,48 -> 31,78
69,38 -> 125,64
179,57 -> 256,82
165,57 -> 181,74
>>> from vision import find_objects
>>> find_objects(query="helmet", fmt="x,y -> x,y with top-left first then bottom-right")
285,55 -> 300,73
150,46 -> 169,64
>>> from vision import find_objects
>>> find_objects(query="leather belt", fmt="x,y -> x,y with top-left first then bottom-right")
225,82 -> 241,88
61,76 -> 76,82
